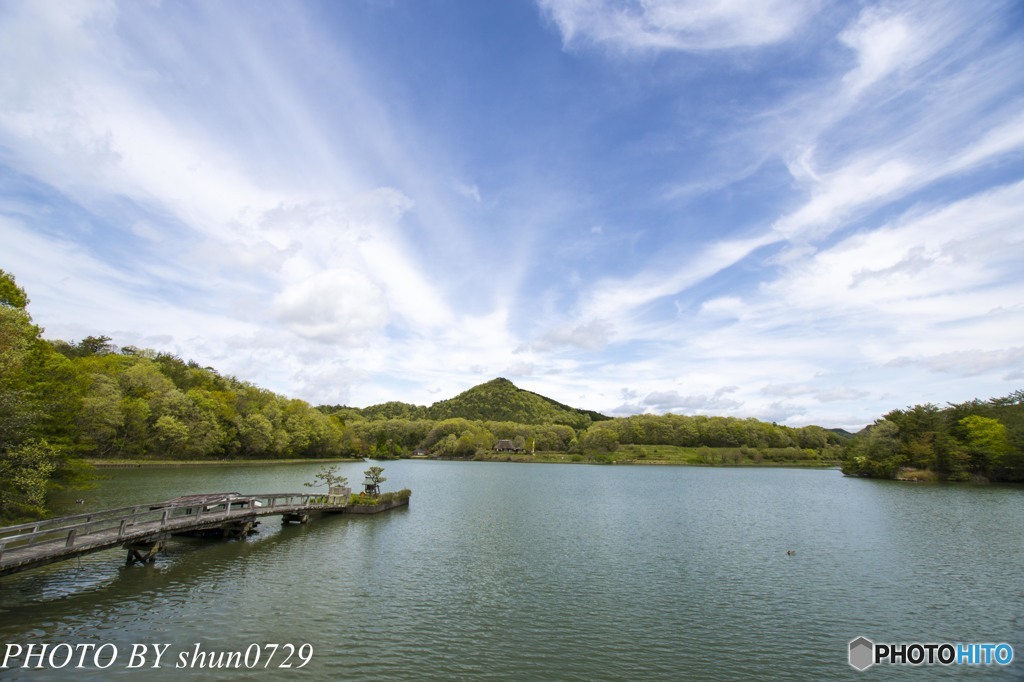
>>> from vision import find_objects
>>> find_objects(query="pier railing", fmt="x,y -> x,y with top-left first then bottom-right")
0,492 -> 347,563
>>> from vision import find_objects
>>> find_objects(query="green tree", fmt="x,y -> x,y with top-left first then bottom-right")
958,415 -> 1010,474
0,271 -> 90,519
0,269 -> 29,309
76,335 -> 116,356
305,464 -> 348,491
0,307 -> 39,450
117,397 -> 152,458
238,412 -> 274,455
153,414 -> 190,458
842,419 -> 903,478
578,422 -> 620,456
77,373 -> 125,456
363,465 -> 386,494
0,439 -> 59,522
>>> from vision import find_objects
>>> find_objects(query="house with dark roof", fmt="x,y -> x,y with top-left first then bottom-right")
494,439 -> 523,453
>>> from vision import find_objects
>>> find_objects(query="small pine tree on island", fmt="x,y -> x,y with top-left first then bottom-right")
304,465 -> 349,495
362,466 -> 386,496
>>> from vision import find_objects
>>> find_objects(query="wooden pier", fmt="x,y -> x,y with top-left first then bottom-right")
0,491 -> 357,577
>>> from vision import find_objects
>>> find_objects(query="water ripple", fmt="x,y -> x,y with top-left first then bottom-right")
2,463 -> 1021,681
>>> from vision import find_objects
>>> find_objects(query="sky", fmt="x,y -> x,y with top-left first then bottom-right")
2,0 -> 1023,430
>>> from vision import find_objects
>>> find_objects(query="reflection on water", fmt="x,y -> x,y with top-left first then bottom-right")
2,461 -> 1022,680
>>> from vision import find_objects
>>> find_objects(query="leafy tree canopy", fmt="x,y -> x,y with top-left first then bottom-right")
841,391 -> 1024,482
0,269 -> 29,309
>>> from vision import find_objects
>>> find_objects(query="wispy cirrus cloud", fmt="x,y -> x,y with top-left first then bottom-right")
519,1 -> 1024,426
533,1 -> 1024,336
538,0 -> 821,52
0,1 -> 472,405
2,0 -> 1021,427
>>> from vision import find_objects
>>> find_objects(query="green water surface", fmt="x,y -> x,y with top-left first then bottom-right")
1,461 -> 1021,680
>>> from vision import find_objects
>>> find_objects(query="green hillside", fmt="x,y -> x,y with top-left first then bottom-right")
424,378 -> 608,429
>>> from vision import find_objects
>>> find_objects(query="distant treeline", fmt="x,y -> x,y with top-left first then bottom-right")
310,413 -> 842,461
318,377 -> 844,459
841,394 -> 1024,482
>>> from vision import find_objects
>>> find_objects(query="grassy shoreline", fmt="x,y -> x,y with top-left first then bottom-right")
86,445 -> 839,469
85,458 -> 840,470
86,457 -> 361,468
470,454 -> 840,468
471,444 -> 840,468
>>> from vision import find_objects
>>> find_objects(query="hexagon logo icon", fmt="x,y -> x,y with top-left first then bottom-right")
849,637 -> 875,671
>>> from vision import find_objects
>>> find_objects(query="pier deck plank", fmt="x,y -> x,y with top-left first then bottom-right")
0,492 -> 349,577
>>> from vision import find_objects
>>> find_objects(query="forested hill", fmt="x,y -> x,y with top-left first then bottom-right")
426,378 -> 609,428
323,378 -> 609,429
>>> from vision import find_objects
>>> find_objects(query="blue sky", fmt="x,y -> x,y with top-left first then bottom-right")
2,0 -> 1023,429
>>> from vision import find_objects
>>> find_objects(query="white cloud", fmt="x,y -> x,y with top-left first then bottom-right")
839,6 -> 919,96
762,383 -> 869,403
454,181 -> 482,203
502,361 -> 536,377
699,296 -> 746,319
642,386 -> 741,413
572,178 -> 1024,426
765,181 -> 1024,319
528,318 -> 614,352
272,268 -> 389,344
887,348 -> 1024,378
2,0 -> 1022,432
538,0 -> 820,52
772,157 -> 917,240
563,0 -> 1024,368
0,1 -> 474,405
580,232 -> 774,324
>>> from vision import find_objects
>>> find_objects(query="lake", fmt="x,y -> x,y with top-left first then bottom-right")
1,461 -> 1021,680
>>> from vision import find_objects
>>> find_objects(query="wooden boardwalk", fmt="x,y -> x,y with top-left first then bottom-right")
0,492 -> 349,577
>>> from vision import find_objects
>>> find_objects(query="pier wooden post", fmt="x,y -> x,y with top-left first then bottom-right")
222,519 -> 255,538
124,539 -> 164,566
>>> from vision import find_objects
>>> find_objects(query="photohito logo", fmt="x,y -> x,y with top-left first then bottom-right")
849,637 -> 1014,671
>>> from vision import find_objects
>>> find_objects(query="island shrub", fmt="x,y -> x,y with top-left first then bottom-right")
348,488 -> 411,506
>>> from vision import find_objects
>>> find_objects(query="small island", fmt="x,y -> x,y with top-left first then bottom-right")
305,465 -> 411,515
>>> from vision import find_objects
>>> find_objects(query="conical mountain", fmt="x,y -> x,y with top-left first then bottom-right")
426,378 -> 608,429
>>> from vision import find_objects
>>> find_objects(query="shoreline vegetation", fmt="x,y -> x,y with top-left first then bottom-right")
87,457 -> 363,468
84,452 -> 839,469
1,269 -> 1021,523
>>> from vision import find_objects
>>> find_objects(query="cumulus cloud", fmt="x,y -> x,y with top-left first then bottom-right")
528,318 -> 614,352
609,386 -> 742,415
502,361 -> 536,377
272,268 -> 389,344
